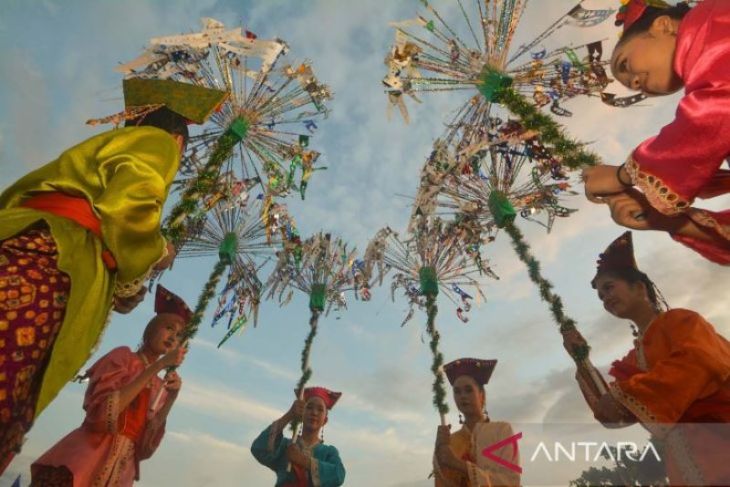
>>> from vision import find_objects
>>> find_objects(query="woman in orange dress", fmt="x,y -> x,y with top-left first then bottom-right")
564,232 -> 730,485
434,358 -> 520,487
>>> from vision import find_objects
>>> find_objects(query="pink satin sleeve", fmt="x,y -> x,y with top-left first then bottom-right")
82,347 -> 140,433
671,209 -> 730,265
632,87 -> 730,213
629,0 -> 730,215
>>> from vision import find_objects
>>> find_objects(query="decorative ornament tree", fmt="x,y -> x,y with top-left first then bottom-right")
382,0 -> 621,167
177,194 -> 297,347
265,232 -> 370,439
365,214 -> 497,424
151,194 -> 296,409
118,17 -> 332,250
384,0 -> 620,396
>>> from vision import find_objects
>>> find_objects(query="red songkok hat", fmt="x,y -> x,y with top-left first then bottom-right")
444,358 -> 498,387
154,284 -> 193,323
615,0 -> 671,31
593,231 -> 638,282
303,387 -> 342,410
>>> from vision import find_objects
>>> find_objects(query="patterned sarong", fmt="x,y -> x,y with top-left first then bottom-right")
0,225 -> 70,471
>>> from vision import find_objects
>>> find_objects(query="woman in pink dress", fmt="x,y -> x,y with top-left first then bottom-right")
30,284 -> 190,486
582,0 -> 730,264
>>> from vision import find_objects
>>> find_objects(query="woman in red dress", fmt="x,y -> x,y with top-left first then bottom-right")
583,0 -> 730,264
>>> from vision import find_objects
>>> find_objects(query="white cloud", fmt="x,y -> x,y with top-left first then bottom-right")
176,379 -> 282,424
2,0 -> 729,486
142,429 -> 272,487
193,337 -> 298,381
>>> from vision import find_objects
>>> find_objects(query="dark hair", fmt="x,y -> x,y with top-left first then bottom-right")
592,267 -> 668,311
125,106 -> 189,145
142,315 -> 158,345
617,2 -> 691,46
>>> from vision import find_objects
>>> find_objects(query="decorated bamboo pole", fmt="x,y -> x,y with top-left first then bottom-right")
152,231 -> 239,410
490,190 -> 607,395
420,267 -> 448,426
287,284 -> 325,471
372,221 -> 493,424
383,0 -> 617,155
290,306 -> 322,436
477,69 -> 600,169
382,0 -> 610,399
164,117 -> 249,249
261,232 -> 364,470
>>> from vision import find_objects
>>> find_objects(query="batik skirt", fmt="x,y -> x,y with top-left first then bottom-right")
0,225 -> 70,472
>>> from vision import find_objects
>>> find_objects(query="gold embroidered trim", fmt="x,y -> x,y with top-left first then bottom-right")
113,239 -> 167,298
113,274 -> 148,298
466,460 -> 489,487
665,427 -> 705,486
105,390 -> 121,434
92,435 -> 134,486
311,456 -> 321,487
609,383 -> 672,439
625,156 -> 691,216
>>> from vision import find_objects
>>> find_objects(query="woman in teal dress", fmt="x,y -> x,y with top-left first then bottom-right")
251,387 -> 346,487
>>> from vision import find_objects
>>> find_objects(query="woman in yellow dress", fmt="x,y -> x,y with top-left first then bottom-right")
434,358 -> 521,486
0,77 -> 227,472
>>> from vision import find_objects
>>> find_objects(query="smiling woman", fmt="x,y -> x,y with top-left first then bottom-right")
564,232 -> 730,485
582,0 -> 730,265
29,285 -> 190,487
611,1 -> 689,95
433,358 -> 521,487
251,386 -> 346,487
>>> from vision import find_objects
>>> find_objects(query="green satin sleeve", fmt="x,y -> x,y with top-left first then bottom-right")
0,126 -> 180,296
91,128 -> 179,296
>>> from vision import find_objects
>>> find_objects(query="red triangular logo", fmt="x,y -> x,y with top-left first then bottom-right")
481,431 -> 522,474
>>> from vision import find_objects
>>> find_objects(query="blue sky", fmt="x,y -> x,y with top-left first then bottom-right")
1,1 -> 729,486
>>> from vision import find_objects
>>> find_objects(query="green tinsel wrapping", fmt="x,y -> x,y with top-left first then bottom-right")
503,221 -> 590,362
309,284 -> 326,312
228,117 -> 250,140
218,232 -> 238,265
488,191 -> 517,228
494,88 -> 601,169
419,267 -> 439,297
183,259 -> 229,343
425,294 -> 449,417
291,309 -> 320,433
164,125 -> 243,249
477,66 -> 513,102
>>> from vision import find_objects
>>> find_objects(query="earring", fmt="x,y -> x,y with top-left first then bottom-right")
484,409 -> 490,422
458,413 -> 464,425
630,323 -> 639,338
320,427 -> 324,442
